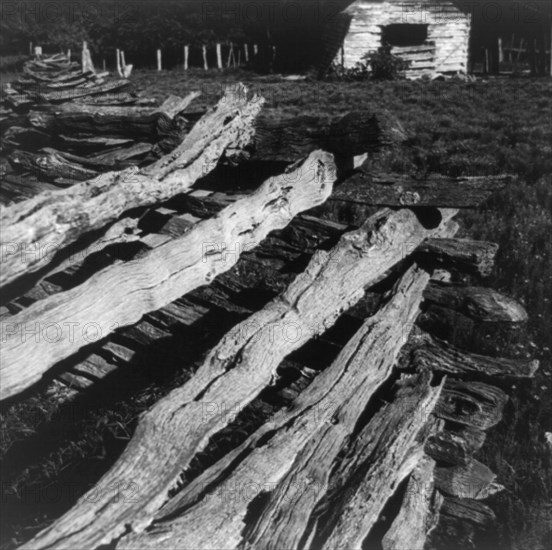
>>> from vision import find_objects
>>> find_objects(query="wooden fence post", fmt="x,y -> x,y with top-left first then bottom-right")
517,38 -> 524,62
67,48 -> 71,60
184,45 -> 189,70
216,43 -> 222,70
203,45 -> 208,69
157,49 -> 162,71
227,42 -> 235,68
254,44 -> 258,56
83,41 -> 94,73
244,43 -> 249,63
116,48 -> 122,77
119,50 -> 132,77
498,37 -> 504,63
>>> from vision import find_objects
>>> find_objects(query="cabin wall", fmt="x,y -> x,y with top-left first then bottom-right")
340,0 -> 471,76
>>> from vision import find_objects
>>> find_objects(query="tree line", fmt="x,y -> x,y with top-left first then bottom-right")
0,0 -> 340,66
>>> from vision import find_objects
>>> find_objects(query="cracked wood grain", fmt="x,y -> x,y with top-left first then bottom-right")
311,372 -> 445,550
116,262 -> 450,550
23,208 -> 456,549
1,149 -> 335,401
0,85 -> 258,290
381,456 -> 443,550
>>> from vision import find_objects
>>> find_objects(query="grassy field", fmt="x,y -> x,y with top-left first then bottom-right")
1,68 -> 551,549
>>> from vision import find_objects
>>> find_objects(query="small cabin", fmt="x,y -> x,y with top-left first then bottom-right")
322,0 -> 472,78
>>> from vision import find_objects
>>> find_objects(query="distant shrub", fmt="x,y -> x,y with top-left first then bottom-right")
325,43 -> 410,81
363,43 -> 411,80
326,60 -> 369,81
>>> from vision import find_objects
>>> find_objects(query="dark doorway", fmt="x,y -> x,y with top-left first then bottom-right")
382,24 -> 429,47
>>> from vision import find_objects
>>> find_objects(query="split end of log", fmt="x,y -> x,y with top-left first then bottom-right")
423,281 -> 528,324
417,238 -> 498,277
410,329 -> 539,381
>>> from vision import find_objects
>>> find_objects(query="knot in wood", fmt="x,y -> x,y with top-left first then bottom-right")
314,159 -> 326,185
398,190 -> 421,206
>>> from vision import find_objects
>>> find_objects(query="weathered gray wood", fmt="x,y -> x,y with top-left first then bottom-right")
434,460 -> 503,500
250,111 -> 406,162
417,303 -> 516,353
20,74 -> 89,89
28,95 -> 195,137
434,380 -> 508,431
11,278 -> 63,306
240,299 -> 447,550
60,300 -> 200,389
118,265 -> 448,550
381,456 -> 443,550
425,426 -> 487,466
183,187 -> 254,214
423,281 -> 528,323
426,495 -> 497,550
276,214 -> 348,250
440,496 -> 496,525
9,149 -> 100,183
310,373 -> 444,550
57,134 -> 135,149
45,143 -> 153,171
32,216 -> 143,293
418,238 -> 498,277
23,65 -> 83,83
0,173 -> 59,205
38,79 -> 131,102
0,86 -> 261,290
22,208 -> 456,549
409,329 -> 538,380
72,93 -> 157,106
1,195 -> 343,323
1,150 -> 335,401
69,355 -> 119,381
332,172 -> 510,208
117,320 -> 171,350
57,370 -> 95,390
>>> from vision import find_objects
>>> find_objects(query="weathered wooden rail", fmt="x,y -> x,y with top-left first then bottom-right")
0,79 -> 537,550
0,53 -> 193,201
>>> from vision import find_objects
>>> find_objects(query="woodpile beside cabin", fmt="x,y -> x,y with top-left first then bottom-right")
321,0 -> 472,78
